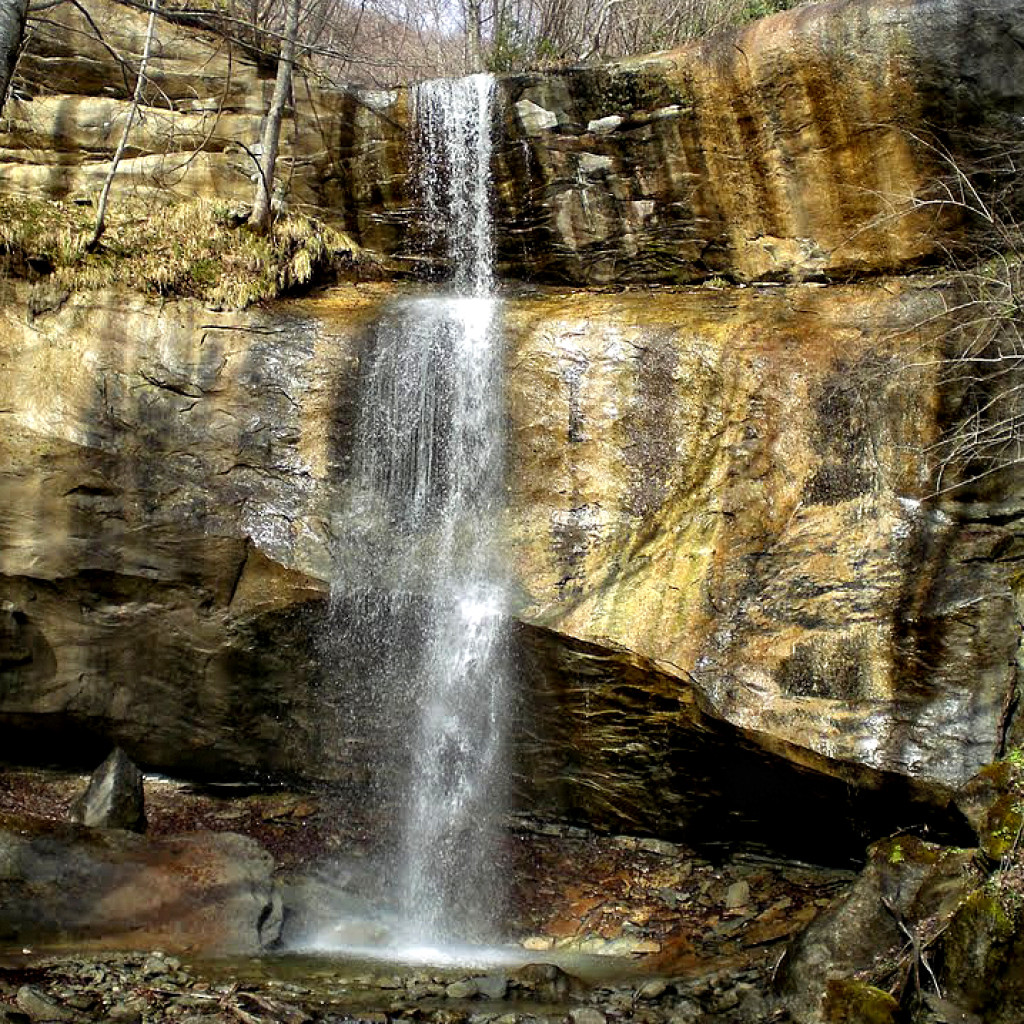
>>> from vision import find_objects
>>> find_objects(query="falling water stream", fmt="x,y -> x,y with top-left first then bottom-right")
328,73 -> 509,953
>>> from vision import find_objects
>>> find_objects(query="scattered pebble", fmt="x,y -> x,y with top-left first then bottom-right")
568,1008 -> 607,1024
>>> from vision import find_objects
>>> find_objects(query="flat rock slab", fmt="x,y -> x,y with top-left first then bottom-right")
0,814 -> 279,954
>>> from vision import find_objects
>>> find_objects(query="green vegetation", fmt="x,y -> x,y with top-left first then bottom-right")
742,0 -> 798,20
0,195 -> 369,308
971,751 -> 1024,865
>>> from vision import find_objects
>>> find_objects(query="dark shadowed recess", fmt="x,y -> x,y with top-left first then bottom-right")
512,623 -> 976,868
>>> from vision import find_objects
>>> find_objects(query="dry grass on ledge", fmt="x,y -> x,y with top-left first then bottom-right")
0,194 -> 374,309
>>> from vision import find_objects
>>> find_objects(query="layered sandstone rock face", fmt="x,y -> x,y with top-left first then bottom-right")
1,0 -> 1023,854
2,276 -> 1020,855
501,285 -> 1022,834
5,0 -> 1022,283
0,0 -> 410,252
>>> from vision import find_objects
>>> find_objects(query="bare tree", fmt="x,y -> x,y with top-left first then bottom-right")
87,0 -> 159,248
874,123 -> 1024,499
479,0 -> 800,71
248,0 -> 299,232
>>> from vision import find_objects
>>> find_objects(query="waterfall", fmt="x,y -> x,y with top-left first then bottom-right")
330,73 -> 508,947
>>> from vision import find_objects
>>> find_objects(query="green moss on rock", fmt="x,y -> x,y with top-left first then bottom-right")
822,979 -> 898,1024
938,889 -> 1024,1023
870,835 -> 945,869
958,756 -> 1024,861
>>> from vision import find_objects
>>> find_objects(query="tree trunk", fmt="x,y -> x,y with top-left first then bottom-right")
248,0 -> 300,234
87,0 -> 159,249
462,0 -> 484,72
0,0 -> 29,114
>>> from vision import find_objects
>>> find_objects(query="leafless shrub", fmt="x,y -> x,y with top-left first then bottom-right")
901,123 -> 1024,499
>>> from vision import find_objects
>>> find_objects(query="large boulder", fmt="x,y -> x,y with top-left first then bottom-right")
779,756 -> 1024,1024
0,814 -> 281,953
778,835 -> 981,1022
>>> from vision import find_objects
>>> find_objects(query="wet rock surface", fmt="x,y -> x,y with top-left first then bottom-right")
2,277 -> 1021,856
779,753 -> 1024,1024
3,754 -> 1024,1022
507,824 -> 851,968
0,767 -> 851,1019
0,950 -> 798,1024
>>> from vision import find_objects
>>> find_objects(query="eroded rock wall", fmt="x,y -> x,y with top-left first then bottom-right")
0,286 -> 352,777
502,286 -> 1022,802
2,0 -> 1024,855
2,277 -> 1019,855
5,0 -> 1023,284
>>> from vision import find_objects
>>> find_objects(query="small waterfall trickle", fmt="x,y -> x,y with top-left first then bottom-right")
328,73 -> 509,949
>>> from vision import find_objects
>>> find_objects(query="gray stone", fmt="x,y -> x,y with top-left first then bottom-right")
778,836 -> 981,1023
578,153 -> 613,175
445,980 -> 479,1000
475,974 -> 508,1000
515,99 -> 558,133
713,989 -> 739,1012
585,115 -> 623,134
106,1003 -> 142,1024
734,985 -> 768,1023
638,979 -> 667,1000
69,748 -> 146,832
725,880 -> 750,910
508,964 -> 580,1001
15,987 -> 75,1022
569,1009 -> 607,1024
666,1001 -> 701,1024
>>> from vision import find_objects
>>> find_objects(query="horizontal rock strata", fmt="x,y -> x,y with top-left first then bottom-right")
2,278 -> 1018,855
4,0 -> 1022,284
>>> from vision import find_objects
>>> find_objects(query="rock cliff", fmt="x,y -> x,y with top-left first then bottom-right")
2,273 -> 1020,857
5,0 -> 1022,283
1,0 -> 1023,860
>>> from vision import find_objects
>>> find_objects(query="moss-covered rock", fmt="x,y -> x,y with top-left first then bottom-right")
934,881 -> 1024,1023
822,979 -> 898,1024
778,836 -> 980,1023
957,757 -> 1024,862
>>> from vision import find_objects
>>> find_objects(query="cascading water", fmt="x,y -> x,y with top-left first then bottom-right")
328,73 -> 509,949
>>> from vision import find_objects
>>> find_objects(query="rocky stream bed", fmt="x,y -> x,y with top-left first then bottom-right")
0,768 -> 860,1024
